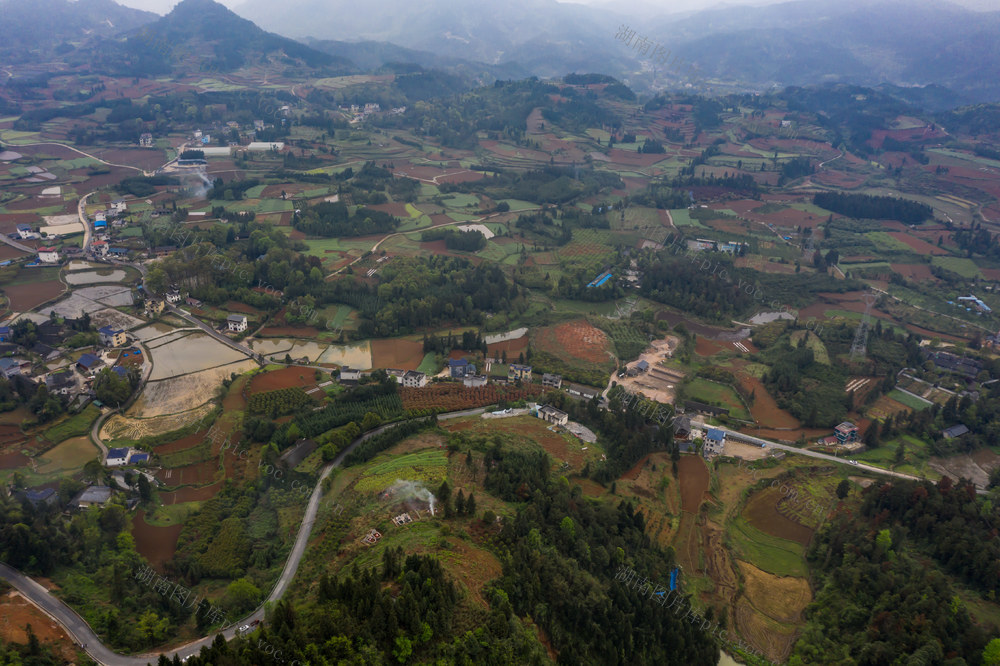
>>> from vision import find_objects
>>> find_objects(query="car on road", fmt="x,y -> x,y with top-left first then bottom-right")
237,624 -> 251,635
849,459 -> 858,465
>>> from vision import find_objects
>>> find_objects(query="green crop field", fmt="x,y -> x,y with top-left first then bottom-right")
865,232 -> 917,253
888,389 -> 932,410
43,404 -> 101,443
932,256 -> 982,278
669,208 -> 708,228
686,378 -> 751,420
728,516 -> 808,577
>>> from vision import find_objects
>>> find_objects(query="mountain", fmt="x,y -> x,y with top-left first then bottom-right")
234,0 -> 619,70
234,0 -> 1000,103
0,0 -> 157,63
91,0 -> 353,77
305,38 -> 532,82
645,0 -> 1000,101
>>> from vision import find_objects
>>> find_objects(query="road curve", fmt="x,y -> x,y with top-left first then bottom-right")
0,409 -> 484,665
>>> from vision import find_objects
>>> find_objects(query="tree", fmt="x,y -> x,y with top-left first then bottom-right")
83,459 -> 103,484
454,489 -> 466,514
894,442 -> 905,466
482,509 -> 496,525
223,577 -> 261,615
836,479 -> 851,499
465,492 -> 476,516
137,474 -> 152,502
983,638 -> 1000,665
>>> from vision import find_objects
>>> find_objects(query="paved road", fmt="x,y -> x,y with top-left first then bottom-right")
0,409 -> 482,665
164,303 -> 258,362
697,423 -> 928,483
9,142 -> 150,176
78,191 -> 96,251
0,234 -> 35,254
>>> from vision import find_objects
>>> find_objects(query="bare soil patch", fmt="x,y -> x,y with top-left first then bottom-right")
249,366 -> 322,393
371,337 -> 425,370
132,509 -> 182,571
533,319 -> 612,365
0,591 -> 77,663
4,280 -> 65,311
677,454 -> 710,513
743,487 -> 814,545
887,232 -> 949,255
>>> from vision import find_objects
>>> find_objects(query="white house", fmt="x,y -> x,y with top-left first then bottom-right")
537,404 -> 569,426
339,367 -> 362,382
166,289 -> 181,304
227,314 -> 248,332
16,224 -> 32,239
401,370 -> 427,388
37,246 -> 59,263
105,447 -> 130,467
463,375 -> 488,388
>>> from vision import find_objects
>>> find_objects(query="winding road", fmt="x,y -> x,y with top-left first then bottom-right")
1,408 -> 486,665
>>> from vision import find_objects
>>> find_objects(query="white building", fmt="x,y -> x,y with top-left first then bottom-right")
340,367 -> 362,382
463,375 -> 488,388
227,314 -> 248,332
401,370 -> 427,388
166,289 -> 181,304
537,404 -> 569,426
105,447 -> 130,466
37,246 -> 59,263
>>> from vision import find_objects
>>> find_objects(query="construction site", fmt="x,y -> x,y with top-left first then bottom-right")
617,336 -> 684,403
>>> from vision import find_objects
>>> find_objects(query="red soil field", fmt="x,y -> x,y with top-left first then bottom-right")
224,301 -> 261,315
250,366 -> 323,393
132,509 -> 182,571
155,428 -> 211,455
160,480 -> 223,505
887,232 -> 949,255
371,338 -> 425,370
695,336 -> 727,356
487,335 -> 529,359
261,184 -> 318,198
813,170 -> 866,188
436,171 -> 487,185
0,245 -> 27,262
155,458 -> 220,487
733,362 -> 800,429
891,263 -> 936,281
743,488 -> 814,545
88,148 -> 167,171
677,455 -> 710,513
3,280 -> 65,312
400,383 -> 543,412
533,319 -> 612,365
0,592 -> 77,663
258,325 -> 322,338
0,449 -> 30,470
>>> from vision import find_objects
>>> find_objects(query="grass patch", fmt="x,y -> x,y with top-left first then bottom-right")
931,256 -> 983,278
417,352 -> 440,375
143,501 -> 202,527
686,378 -> 751,420
36,436 -> 99,475
728,516 -> 807,577
43,405 -> 100,443
887,389 -> 932,410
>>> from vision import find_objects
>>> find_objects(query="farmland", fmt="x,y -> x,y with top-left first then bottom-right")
399,383 -> 544,412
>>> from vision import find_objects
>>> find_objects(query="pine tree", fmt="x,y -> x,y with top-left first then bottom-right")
465,493 -> 476,516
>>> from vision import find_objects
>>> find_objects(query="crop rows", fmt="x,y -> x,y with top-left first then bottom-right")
248,387 -> 315,416
399,383 -> 544,412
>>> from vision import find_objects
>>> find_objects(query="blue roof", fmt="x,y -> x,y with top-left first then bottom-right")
0,326 -> 10,334
108,447 -> 129,459
77,353 -> 100,367
449,358 -> 468,366
16,224 -> 30,231
636,360 -> 649,370
128,452 -> 149,463
98,326 -> 121,335
0,358 -> 19,369
24,488 -> 55,501
706,428 -> 725,440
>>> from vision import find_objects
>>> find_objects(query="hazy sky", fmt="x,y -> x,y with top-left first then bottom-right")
117,0 -> 998,16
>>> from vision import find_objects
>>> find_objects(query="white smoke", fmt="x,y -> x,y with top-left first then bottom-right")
387,479 -> 437,516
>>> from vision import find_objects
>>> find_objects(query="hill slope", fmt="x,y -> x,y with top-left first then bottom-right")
93,0 -> 352,77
